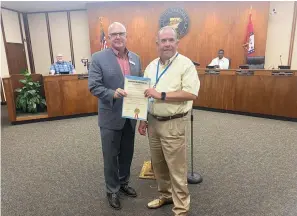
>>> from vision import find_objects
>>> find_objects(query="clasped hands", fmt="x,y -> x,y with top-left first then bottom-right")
113,88 -> 161,100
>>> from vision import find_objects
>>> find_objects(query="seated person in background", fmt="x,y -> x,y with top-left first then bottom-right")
208,49 -> 229,69
49,54 -> 76,75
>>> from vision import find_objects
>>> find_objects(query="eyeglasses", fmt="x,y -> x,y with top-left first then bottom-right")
109,32 -> 126,38
160,38 -> 176,44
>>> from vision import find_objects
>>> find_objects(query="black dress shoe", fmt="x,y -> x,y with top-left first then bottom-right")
107,193 -> 121,210
120,185 -> 137,197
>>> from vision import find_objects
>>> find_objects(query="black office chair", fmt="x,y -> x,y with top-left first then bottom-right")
246,56 -> 265,69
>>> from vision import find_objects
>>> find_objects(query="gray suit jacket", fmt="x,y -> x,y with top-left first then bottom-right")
88,48 -> 142,130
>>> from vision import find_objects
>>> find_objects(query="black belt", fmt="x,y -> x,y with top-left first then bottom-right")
151,112 -> 188,121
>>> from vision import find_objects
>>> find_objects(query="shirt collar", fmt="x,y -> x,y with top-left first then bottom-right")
111,47 -> 129,58
159,52 -> 178,66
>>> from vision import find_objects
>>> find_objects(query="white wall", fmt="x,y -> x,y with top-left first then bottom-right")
291,19 -> 297,70
1,9 -> 22,43
265,1 -> 295,69
28,13 -> 51,75
48,12 -> 72,63
1,9 -> 31,75
27,11 -> 91,74
1,21 -> 9,78
70,11 -> 91,73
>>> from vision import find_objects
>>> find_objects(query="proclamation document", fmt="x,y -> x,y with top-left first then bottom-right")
122,76 -> 151,121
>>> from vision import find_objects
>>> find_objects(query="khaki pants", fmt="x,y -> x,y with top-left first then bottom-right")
148,114 -> 190,216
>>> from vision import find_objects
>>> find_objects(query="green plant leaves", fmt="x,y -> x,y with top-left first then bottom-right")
19,79 -> 27,85
14,70 -> 47,113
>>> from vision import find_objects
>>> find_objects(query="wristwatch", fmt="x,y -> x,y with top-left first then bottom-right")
161,92 -> 166,101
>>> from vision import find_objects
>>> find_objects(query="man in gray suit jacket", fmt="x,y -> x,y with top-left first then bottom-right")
88,22 -> 142,210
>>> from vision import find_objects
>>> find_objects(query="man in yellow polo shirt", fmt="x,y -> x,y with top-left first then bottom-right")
138,26 -> 200,216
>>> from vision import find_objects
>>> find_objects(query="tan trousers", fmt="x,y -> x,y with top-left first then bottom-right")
148,114 -> 190,216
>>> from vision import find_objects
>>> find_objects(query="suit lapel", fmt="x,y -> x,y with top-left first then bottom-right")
128,52 -> 137,76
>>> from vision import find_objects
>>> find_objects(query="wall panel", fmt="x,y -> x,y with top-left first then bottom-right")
48,12 -> 71,63
265,1 -> 294,68
1,9 -> 22,43
1,21 -> 9,78
291,14 -> 297,69
20,15 -> 31,73
70,11 -> 91,73
87,1 -> 269,69
28,13 -> 51,75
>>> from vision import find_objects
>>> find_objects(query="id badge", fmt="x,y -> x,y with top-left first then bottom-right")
149,97 -> 154,103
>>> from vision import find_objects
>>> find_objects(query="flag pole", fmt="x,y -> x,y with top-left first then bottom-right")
98,17 -> 107,50
99,17 -> 104,36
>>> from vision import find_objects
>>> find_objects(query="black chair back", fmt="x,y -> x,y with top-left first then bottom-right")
246,56 -> 265,69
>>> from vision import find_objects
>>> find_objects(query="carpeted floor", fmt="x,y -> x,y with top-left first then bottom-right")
1,105 -> 297,216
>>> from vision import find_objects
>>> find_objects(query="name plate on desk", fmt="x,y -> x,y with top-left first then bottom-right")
78,74 -> 89,79
236,70 -> 254,76
272,71 -> 293,76
205,70 -> 220,75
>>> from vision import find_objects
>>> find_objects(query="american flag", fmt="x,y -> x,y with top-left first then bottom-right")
100,29 -> 108,50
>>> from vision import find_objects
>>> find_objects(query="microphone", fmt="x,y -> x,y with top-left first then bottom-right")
280,55 -> 283,66
192,61 -> 200,66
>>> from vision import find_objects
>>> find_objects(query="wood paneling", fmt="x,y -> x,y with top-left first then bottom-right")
2,78 -> 16,122
23,13 -> 35,74
45,13 -> 54,64
43,75 -> 97,117
67,11 -> 75,67
87,1 -> 269,69
43,76 -> 64,117
3,74 -> 98,123
5,43 -> 28,74
235,75 -> 297,117
2,74 -> 43,122
62,79 -> 97,115
195,74 -> 236,110
195,69 -> 297,118
1,79 -> 6,103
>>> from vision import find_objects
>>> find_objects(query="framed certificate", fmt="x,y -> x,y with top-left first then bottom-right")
122,76 -> 151,121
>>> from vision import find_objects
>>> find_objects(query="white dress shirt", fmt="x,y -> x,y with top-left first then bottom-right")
209,57 -> 229,69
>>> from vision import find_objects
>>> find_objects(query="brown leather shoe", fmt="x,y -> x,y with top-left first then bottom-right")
147,197 -> 173,209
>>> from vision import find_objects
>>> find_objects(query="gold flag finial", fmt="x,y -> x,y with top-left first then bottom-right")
98,17 -> 104,29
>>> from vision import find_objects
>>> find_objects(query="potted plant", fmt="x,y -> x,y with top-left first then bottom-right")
15,70 -> 47,113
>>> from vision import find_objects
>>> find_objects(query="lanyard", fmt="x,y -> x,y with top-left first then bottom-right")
154,53 -> 179,88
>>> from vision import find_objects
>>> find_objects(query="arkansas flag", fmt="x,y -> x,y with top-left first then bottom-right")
244,13 -> 255,56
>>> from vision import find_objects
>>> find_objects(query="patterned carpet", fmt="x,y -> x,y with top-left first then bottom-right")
1,105 -> 297,216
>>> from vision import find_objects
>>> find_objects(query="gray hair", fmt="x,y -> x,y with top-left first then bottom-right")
156,26 -> 178,42
108,22 -> 127,35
